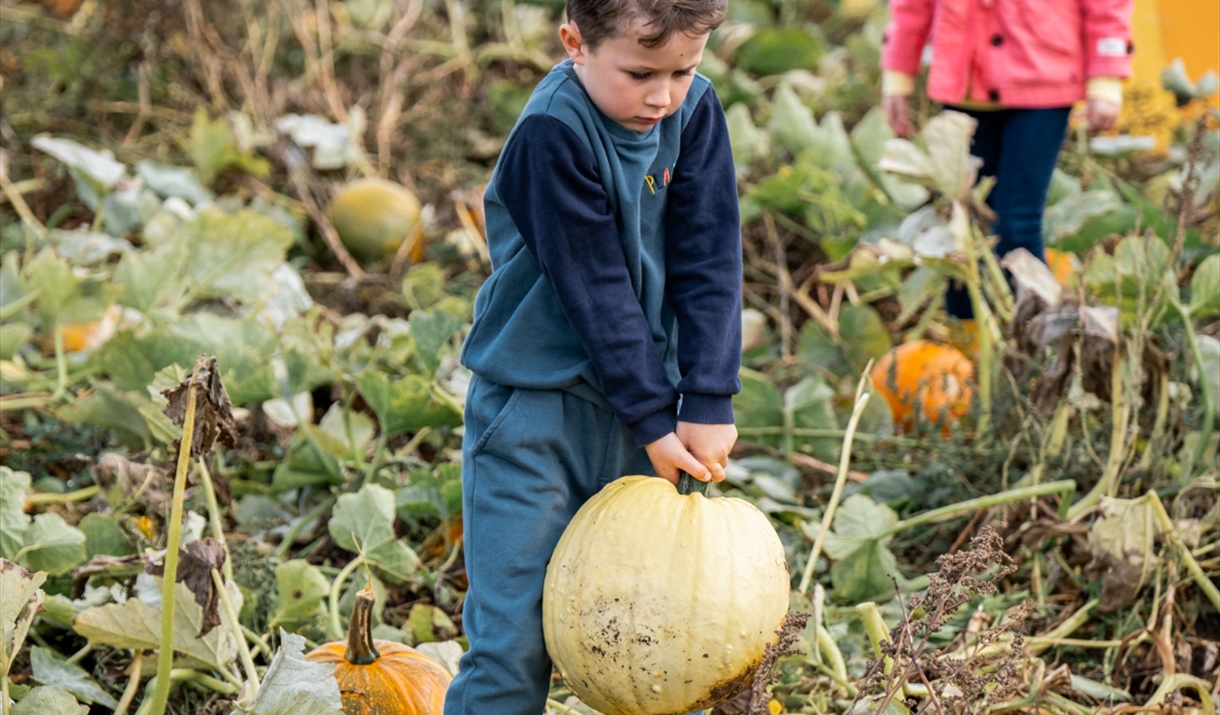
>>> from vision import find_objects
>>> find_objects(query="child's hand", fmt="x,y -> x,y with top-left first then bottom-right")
644,432 -> 711,486
883,94 -> 914,138
1086,98 -> 1120,133
676,421 -> 737,484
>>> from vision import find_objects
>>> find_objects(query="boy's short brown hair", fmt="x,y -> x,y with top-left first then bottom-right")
566,0 -> 727,50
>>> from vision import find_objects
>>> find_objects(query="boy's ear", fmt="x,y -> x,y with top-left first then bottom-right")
559,22 -> 587,64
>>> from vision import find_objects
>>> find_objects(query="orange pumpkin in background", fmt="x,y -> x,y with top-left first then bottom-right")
305,584 -> 451,715
870,340 -> 975,432
1044,248 -> 1079,288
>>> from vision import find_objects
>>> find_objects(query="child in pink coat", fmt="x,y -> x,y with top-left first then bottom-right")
881,0 -> 1133,317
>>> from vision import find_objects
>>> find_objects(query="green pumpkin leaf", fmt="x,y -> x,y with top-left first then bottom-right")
189,110 -> 270,185
1,559 -> 47,671
1084,236 -> 1176,326
1189,254 -> 1220,319
818,495 -> 901,603
72,579 -> 242,670
0,468 -> 32,560
112,240 -> 188,313
732,367 -> 783,445
19,514 -> 86,576
734,28 -> 823,77
839,303 -> 893,373
79,514 -> 134,559
356,371 -> 463,436
55,382 -> 153,447
182,207 -> 294,304
29,647 -> 118,709
272,427 -> 346,492
410,302 -> 468,373
329,483 -> 420,584
11,686 -> 88,715
235,630 -> 343,715
851,108 -> 929,211
1195,336 -> 1220,418
268,560 -> 331,633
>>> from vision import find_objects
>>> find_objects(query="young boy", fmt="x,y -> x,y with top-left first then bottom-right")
448,0 -> 742,711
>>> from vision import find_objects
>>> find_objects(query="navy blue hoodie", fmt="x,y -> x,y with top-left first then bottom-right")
460,59 -> 742,446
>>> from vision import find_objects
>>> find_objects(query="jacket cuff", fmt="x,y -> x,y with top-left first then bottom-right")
1086,76 -> 1124,105
882,71 -> 915,97
678,393 -> 736,424
628,404 -> 678,446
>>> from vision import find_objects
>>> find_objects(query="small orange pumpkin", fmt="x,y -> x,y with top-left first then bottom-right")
869,340 -> 974,432
1044,248 -> 1078,288
305,584 -> 452,715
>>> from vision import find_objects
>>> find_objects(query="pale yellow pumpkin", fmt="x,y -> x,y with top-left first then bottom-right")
543,475 -> 790,715
329,178 -> 422,262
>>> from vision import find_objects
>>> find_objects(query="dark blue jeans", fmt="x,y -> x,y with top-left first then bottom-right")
944,106 -> 1072,318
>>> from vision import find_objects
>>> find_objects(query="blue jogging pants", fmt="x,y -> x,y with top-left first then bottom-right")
444,374 -> 656,715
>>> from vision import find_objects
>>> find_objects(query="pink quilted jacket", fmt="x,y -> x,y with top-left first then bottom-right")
882,0 -> 1134,107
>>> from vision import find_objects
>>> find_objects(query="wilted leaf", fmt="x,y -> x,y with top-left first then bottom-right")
1045,190 -> 1123,244
0,323 -> 32,360
20,514 -> 86,576
0,468 -> 32,560
31,135 -> 127,191
1087,494 -> 1163,612
921,111 -> 981,199
275,113 -> 364,171
2,559 -> 47,671
136,161 -> 214,205
329,483 -> 420,584
162,355 -> 237,459
72,579 -> 241,669
94,453 -> 172,513
48,229 -> 133,265
269,560 -> 331,633
236,630 -> 343,715
146,538 -> 227,636
357,371 -> 463,437
10,686 -> 88,715
1002,248 -> 1062,307
408,603 -> 457,644
30,647 -> 118,709
415,640 -> 464,677
818,494 -> 901,603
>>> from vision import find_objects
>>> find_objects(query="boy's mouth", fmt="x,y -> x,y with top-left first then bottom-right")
635,115 -> 664,125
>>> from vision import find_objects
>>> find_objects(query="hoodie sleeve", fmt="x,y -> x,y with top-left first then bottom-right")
664,86 -> 742,425
494,113 -> 679,445
1083,0 -> 1134,78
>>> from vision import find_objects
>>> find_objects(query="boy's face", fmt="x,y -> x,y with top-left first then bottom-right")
559,17 -> 708,133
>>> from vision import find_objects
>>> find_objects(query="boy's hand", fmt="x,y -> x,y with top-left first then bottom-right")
883,94 -> 914,138
645,433 -> 711,486
1086,98 -> 1121,133
676,421 -> 737,484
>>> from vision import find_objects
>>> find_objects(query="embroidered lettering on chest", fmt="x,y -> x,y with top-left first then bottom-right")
644,167 -> 673,195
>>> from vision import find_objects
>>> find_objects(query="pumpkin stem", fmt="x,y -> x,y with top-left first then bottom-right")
677,471 -> 710,497
345,583 -> 381,665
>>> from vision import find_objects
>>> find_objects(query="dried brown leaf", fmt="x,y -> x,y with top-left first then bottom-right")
162,354 -> 236,460
147,538 -> 228,636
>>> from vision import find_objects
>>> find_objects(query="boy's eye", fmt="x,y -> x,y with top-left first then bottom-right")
674,69 -> 693,77
628,71 -> 651,80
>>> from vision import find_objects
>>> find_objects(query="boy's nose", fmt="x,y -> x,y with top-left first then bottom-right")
645,83 -> 670,108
